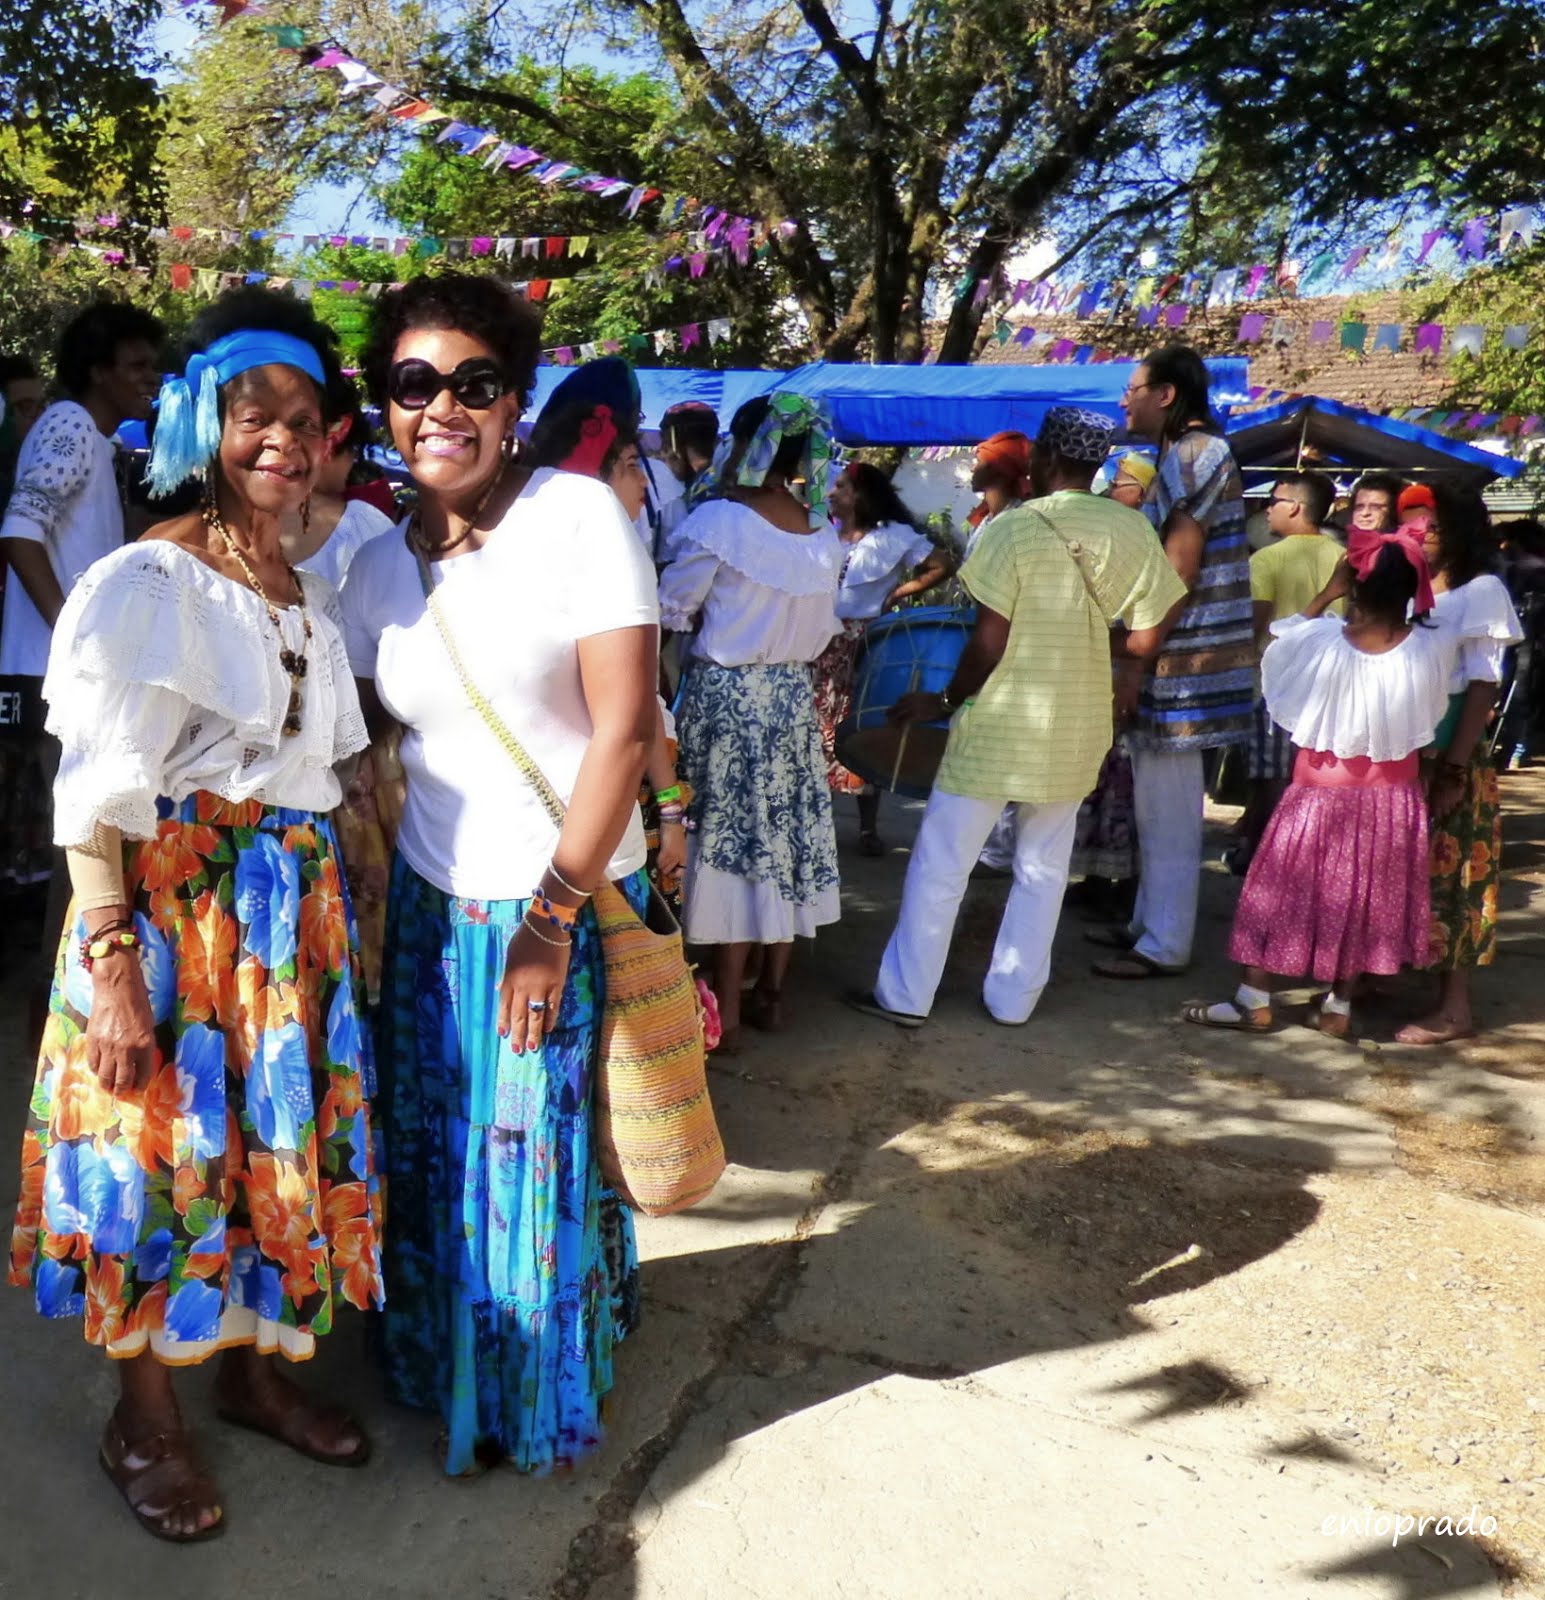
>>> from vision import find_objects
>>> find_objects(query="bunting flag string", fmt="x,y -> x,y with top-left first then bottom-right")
985,308 -> 1541,365
543,317 -> 737,365
176,0 -> 793,254
0,218 -> 745,296
974,206 -> 1545,328
1,201 -> 739,268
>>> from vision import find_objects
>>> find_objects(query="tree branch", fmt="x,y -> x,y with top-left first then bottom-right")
430,75 -> 577,141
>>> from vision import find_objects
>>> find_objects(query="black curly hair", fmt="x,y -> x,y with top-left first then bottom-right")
180,286 -> 344,406
1428,481 -> 1499,590
360,272 -> 544,411
55,301 -> 164,397
1352,541 -> 1428,627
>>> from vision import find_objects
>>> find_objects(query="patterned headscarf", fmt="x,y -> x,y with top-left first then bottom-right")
697,391 -> 835,525
1038,405 -> 1117,467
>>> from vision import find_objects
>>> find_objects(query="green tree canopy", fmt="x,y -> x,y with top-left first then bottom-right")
0,0 -> 166,219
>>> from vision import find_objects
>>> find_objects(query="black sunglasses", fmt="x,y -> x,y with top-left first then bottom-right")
387,357 -> 509,412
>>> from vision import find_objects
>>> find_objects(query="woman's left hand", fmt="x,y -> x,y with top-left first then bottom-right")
498,920 -> 572,1055
656,820 -> 687,885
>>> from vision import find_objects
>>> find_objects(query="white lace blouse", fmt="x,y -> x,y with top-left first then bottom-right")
1261,614 -> 1451,763
658,500 -> 842,666
45,541 -> 368,847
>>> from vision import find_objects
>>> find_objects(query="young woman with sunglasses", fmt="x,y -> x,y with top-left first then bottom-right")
339,272 -> 660,1476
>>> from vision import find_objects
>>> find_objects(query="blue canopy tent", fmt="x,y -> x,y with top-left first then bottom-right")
1226,395 -> 1524,486
764,358 -> 1250,446
526,358 -> 1251,446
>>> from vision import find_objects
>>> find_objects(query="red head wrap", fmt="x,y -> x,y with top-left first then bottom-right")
1396,483 -> 1436,515
1347,523 -> 1435,615
559,404 -> 618,479
968,431 -> 1034,527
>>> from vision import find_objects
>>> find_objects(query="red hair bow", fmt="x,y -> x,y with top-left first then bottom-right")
560,404 -> 618,479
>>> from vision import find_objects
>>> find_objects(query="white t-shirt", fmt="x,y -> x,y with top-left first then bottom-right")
297,498 -> 395,591
0,401 -> 124,676
836,521 -> 935,621
340,467 -> 660,899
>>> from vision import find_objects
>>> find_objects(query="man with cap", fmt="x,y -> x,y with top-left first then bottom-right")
847,407 -> 1187,1027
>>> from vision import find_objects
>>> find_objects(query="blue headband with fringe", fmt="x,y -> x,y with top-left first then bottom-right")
146,330 -> 328,495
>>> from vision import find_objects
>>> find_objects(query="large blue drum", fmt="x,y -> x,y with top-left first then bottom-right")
835,605 -> 975,799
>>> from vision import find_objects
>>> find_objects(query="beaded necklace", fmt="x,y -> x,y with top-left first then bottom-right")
204,498 -> 312,737
409,464 -> 506,558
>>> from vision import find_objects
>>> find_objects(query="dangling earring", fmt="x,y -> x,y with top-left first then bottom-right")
301,496 -> 313,541
501,434 -> 516,463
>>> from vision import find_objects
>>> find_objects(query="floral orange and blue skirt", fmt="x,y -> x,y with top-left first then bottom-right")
8,793 -> 384,1363
377,855 -> 645,1476
1427,749 -> 1503,970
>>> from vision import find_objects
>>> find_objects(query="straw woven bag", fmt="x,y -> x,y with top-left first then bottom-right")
416,549 -> 725,1216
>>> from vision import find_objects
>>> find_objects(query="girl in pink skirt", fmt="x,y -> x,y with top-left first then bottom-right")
1182,528 -> 1450,1039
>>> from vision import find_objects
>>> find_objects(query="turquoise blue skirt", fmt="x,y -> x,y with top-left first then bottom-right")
377,855 -> 644,1475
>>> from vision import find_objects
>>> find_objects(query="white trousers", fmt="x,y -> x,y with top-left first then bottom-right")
1128,745 -> 1205,969
978,806 -> 1018,869
876,789 -> 1080,1024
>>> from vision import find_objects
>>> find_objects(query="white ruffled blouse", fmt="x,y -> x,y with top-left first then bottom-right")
1260,614 -> 1452,763
658,500 -> 842,666
1429,572 -> 1523,692
45,541 -> 368,847
836,521 -> 936,621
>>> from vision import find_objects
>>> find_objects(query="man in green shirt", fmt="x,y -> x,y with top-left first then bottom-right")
848,407 -> 1187,1027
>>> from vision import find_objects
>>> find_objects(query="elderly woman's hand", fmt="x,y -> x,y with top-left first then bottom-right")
498,919 -> 573,1055
85,938 -> 158,1095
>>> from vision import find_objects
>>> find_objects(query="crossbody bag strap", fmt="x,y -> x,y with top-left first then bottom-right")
413,544 -> 569,830
1021,505 -> 1112,624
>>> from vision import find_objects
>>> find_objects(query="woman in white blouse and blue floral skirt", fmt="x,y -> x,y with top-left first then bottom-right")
660,394 -> 844,1049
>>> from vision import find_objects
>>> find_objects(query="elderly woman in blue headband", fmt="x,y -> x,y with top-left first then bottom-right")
9,288 -> 384,1542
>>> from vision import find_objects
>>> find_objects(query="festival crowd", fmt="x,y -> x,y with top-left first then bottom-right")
0,279 -> 1532,1540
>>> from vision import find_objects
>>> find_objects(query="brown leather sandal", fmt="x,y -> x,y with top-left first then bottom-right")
214,1382 -> 371,1467
744,989 -> 786,1033
99,1413 -> 224,1543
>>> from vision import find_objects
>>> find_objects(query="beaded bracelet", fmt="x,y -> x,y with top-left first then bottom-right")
531,889 -> 579,933
80,925 -> 141,971
522,912 -> 572,948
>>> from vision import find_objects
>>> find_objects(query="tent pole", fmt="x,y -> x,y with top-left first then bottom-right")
1295,407 -> 1311,469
